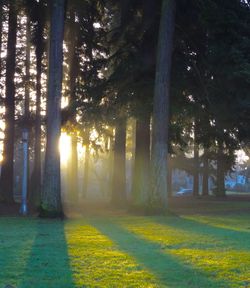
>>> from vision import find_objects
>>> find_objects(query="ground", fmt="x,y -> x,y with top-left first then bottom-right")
0,197 -> 250,288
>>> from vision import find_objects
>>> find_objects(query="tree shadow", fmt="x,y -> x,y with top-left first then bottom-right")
0,218 -> 38,287
88,217 -> 228,288
19,219 -> 75,288
150,216 -> 250,250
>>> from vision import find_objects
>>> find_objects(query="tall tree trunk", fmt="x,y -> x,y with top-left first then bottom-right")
111,118 -> 127,207
193,143 -> 199,196
23,14 -> 31,193
82,135 -> 90,199
131,114 -> 150,209
167,155 -> 172,197
150,0 -> 175,211
216,142 -> 226,197
0,2 -> 17,203
30,1 -> 44,208
67,12 -> 79,203
69,133 -> 78,202
30,32 -> 43,207
41,0 -> 66,217
202,148 -> 209,196
0,2 -> 3,79
24,15 -> 30,123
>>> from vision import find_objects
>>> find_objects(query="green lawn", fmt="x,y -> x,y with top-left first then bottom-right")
0,208 -> 250,287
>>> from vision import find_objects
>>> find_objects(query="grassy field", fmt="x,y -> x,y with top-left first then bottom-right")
0,200 -> 250,288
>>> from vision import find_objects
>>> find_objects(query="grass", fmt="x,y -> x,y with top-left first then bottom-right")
0,201 -> 250,287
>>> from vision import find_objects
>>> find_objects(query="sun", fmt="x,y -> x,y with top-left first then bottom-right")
59,132 -> 71,165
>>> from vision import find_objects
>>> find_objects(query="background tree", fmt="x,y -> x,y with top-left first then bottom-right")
41,0 -> 66,217
150,0 -> 176,212
0,1 -> 17,203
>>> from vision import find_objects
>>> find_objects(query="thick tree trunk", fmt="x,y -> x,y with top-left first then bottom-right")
41,0 -> 66,217
111,118 -> 127,207
202,149 -> 209,196
0,2 -> 17,203
150,0 -> 175,211
131,114 -> 150,209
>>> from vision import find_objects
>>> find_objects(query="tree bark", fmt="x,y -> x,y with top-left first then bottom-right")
131,115 -> 150,209
111,118 -> 127,207
41,0 -> 66,217
150,0 -> 175,211
0,2 -> 17,203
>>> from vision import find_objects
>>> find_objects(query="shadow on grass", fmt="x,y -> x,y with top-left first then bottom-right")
88,218 -> 229,288
151,216 -> 250,250
0,218 -> 37,287
19,219 -> 75,288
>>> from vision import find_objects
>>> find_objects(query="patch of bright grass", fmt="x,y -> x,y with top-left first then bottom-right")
64,221 -> 157,287
0,212 -> 250,287
114,215 -> 250,287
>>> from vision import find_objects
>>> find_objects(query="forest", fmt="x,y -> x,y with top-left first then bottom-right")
0,0 -> 250,287
0,0 -> 249,217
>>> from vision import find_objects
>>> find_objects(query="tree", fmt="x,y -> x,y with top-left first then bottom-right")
150,0 -> 176,212
28,0 -> 47,208
111,117 -> 127,207
40,0 -> 66,217
0,1 -> 17,203
131,114 -> 150,209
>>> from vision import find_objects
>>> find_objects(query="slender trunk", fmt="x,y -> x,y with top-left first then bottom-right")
30,35 -> 42,207
0,2 -> 3,79
111,118 -> 127,207
150,0 -> 175,211
41,0 -> 66,217
131,115 -> 150,208
193,143 -> 199,196
67,12 -> 79,203
69,133 -> 78,202
0,2 -> 17,203
24,15 -> 30,122
202,149 -> 209,196
22,14 -> 31,199
216,143 -> 226,197
30,1 -> 44,207
82,129 -> 90,199
167,155 -> 172,197
0,3 -> 3,179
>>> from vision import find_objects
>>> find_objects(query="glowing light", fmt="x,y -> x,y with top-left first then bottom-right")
60,132 -> 71,165
61,96 -> 69,109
